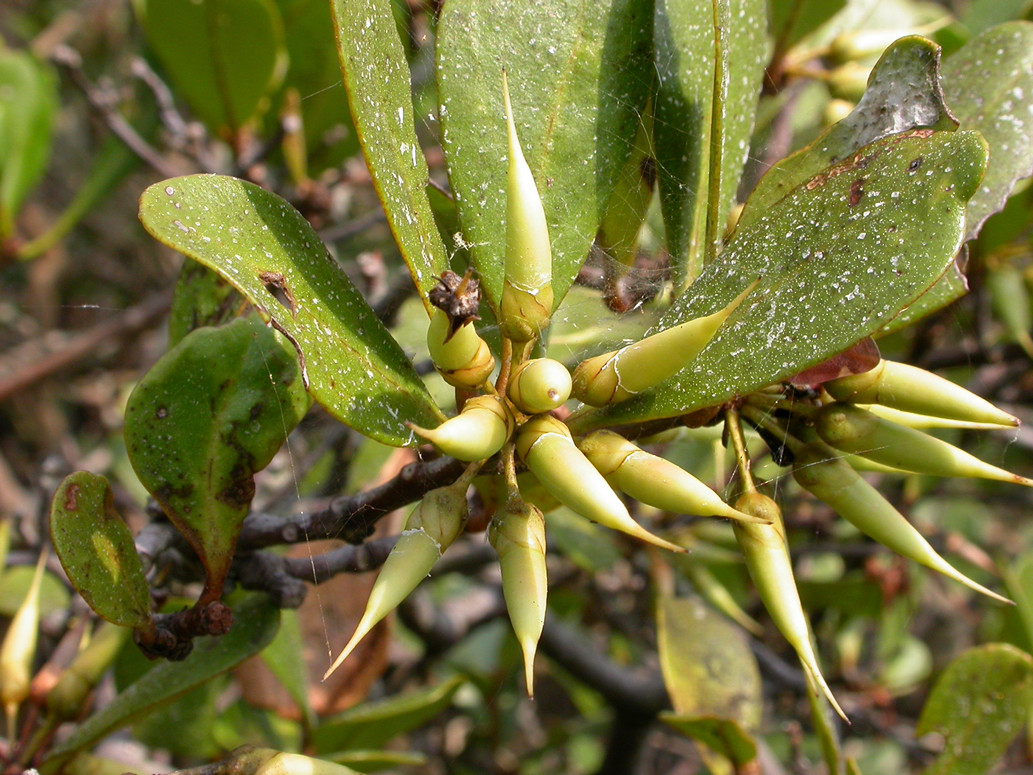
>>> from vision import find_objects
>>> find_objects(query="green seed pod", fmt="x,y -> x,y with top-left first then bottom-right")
793,445 -> 1010,603
824,360 -> 1017,427
489,496 -> 547,696
323,481 -> 469,679
427,308 -> 496,389
507,358 -> 572,414
410,395 -> 514,461
578,430 -> 768,525
252,751 -> 363,775
515,415 -> 684,552
499,71 -> 553,342
1,552 -> 47,738
571,283 -> 754,406
46,622 -> 131,721
859,403 -> 1016,431
815,404 -> 1033,487
732,493 -> 846,721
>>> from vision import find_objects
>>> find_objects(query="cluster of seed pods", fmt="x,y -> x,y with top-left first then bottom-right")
324,75 -> 1029,719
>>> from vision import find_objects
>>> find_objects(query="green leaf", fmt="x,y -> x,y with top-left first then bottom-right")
0,567 -> 70,620
124,316 -> 309,600
332,750 -> 427,772
769,0 -> 847,55
134,0 -> 286,137
259,608 -> 315,729
0,47 -> 57,238
941,20 -> 1033,240
42,593 -> 280,773
436,0 -> 654,307
916,643 -> 1033,775
569,129 -> 988,433
139,174 -> 443,444
168,261 -> 242,347
740,36 -> 956,234
657,596 -> 760,766
330,0 -> 448,309
49,472 -> 153,629
653,0 -> 767,283
312,675 -> 465,755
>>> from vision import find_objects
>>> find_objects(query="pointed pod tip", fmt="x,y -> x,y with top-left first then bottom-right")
322,621 -> 372,680
520,638 -> 537,697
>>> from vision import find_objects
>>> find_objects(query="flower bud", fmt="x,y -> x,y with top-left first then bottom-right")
732,493 -> 846,721
515,415 -> 684,552
489,497 -> 547,696
1,551 -> 47,740
824,360 -> 1018,427
578,430 -> 768,524
46,622 -> 130,721
572,283 -> 754,406
793,445 -> 1010,603
507,358 -> 572,414
815,404 -> 1033,487
499,71 -> 553,342
427,308 -> 496,389
323,481 -> 469,679
410,395 -> 514,461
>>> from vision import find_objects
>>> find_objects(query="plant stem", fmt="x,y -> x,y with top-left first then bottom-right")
724,407 -> 755,494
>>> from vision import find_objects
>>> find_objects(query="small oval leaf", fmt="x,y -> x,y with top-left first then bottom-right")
570,129 -> 988,432
49,472 -> 153,629
124,316 -> 309,599
139,174 -> 443,444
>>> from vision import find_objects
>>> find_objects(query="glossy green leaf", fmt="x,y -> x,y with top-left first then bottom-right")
0,47 -> 57,238
570,129 -> 988,433
139,174 -> 443,444
657,596 -> 760,765
168,261 -> 242,347
49,472 -> 153,629
653,0 -> 767,283
134,0 -> 286,137
941,20 -> 1033,240
916,643 -> 1033,775
330,0 -> 448,309
124,316 -> 309,600
312,675 -> 465,754
42,594 -> 279,773
740,36 -> 956,234
436,0 -> 654,307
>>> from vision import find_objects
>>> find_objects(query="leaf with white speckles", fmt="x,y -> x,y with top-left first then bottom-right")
330,0 -> 448,311
942,20 -> 1033,241
124,316 -> 310,603
139,175 -> 443,445
436,0 -> 654,307
653,0 -> 768,284
569,129 -> 988,433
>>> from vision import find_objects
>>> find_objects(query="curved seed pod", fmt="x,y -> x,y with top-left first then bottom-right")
732,493 -> 847,721
46,622 -> 131,721
815,403 -> 1033,487
410,395 -> 514,461
794,445 -> 1010,604
508,358 -> 572,414
489,496 -> 547,696
515,415 -> 684,552
427,308 -> 496,389
578,430 -> 768,525
858,403 -> 1016,431
572,283 -> 755,406
324,481 -> 469,679
1,551 -> 47,739
824,360 -> 1017,427
499,71 -> 553,342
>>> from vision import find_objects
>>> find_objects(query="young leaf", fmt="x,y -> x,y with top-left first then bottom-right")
139,174 -> 444,444
941,20 -> 1033,240
653,0 -> 767,283
124,316 -> 310,603
570,129 -> 988,433
436,0 -> 654,307
916,644 -> 1033,775
49,472 -> 153,630
0,47 -> 57,239
134,0 -> 287,137
42,593 -> 280,773
329,0 -> 448,309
